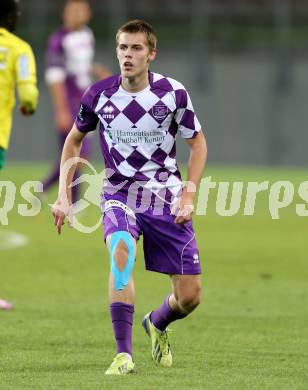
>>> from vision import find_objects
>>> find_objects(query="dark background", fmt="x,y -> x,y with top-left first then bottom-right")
8,0 -> 308,166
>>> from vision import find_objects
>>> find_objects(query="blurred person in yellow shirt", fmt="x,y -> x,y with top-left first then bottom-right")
0,0 -> 39,310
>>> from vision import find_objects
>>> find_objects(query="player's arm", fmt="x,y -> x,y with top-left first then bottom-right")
173,86 -> 207,224
49,82 -> 72,132
174,131 -> 207,224
185,131 -> 207,194
15,45 -> 39,116
52,125 -> 86,234
92,63 -> 112,80
52,88 -> 99,234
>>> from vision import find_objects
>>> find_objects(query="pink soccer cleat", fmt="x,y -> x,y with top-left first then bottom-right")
0,299 -> 14,310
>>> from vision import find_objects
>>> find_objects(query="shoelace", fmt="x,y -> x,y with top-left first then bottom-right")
111,355 -> 125,367
160,328 -> 173,355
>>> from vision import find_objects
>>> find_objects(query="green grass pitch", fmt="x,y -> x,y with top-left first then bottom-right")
1,163 -> 308,389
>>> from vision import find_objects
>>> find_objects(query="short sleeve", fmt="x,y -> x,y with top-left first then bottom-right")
15,42 -> 39,111
174,88 -> 202,139
75,87 -> 99,133
45,33 -> 66,84
15,43 -> 37,85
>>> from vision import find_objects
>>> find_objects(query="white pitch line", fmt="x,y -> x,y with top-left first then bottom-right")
0,231 -> 29,250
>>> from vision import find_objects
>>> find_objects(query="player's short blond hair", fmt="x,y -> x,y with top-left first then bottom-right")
116,19 -> 157,52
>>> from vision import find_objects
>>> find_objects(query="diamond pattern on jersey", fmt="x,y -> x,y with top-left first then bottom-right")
126,149 -> 149,170
96,94 -> 109,111
117,159 -> 137,177
163,156 -> 177,172
107,112 -> 131,129
135,143 -> 159,159
150,148 -> 168,164
92,72 -> 201,198
110,146 -> 126,165
134,90 -> 160,111
139,160 -> 161,178
159,133 -> 175,153
153,77 -> 174,93
179,109 -> 195,129
134,113 -> 161,132
122,99 -> 147,124
114,142 -> 135,157
97,101 -> 120,125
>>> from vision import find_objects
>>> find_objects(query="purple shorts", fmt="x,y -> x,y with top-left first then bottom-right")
103,202 -> 201,275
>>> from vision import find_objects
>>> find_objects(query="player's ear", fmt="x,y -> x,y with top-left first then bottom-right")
148,48 -> 157,62
116,46 -> 120,60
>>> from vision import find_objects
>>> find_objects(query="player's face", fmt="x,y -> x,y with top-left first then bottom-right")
63,1 -> 91,31
116,32 -> 156,79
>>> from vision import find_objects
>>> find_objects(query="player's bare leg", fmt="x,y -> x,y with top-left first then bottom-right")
105,233 -> 136,375
143,274 -> 201,367
169,274 -> 201,314
109,273 -> 135,305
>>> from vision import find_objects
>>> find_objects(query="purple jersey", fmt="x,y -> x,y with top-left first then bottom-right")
45,27 -> 94,116
75,72 -> 202,205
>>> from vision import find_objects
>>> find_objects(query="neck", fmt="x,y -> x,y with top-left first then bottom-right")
64,24 -> 84,32
121,70 -> 149,93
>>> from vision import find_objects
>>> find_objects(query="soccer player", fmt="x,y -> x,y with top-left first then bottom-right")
0,0 -> 39,310
52,20 -> 207,374
41,0 -> 110,203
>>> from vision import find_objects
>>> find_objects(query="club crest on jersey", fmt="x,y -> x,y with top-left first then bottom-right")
152,104 -> 168,121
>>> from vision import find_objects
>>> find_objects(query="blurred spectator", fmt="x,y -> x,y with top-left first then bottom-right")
0,0 -> 39,310
41,0 -> 110,204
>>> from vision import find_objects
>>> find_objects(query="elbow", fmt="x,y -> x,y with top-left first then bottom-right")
196,131 -> 208,159
65,128 -> 84,151
203,135 -> 208,160
197,131 -> 207,161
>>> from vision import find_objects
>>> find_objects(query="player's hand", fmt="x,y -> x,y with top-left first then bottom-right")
171,193 -> 194,225
19,105 -> 35,116
52,197 -> 73,235
56,110 -> 72,133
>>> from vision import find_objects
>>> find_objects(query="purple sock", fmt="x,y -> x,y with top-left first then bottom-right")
42,163 -> 60,192
110,302 -> 134,357
150,296 -> 187,332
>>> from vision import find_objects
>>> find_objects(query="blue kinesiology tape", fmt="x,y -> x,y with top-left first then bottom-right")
109,231 -> 135,291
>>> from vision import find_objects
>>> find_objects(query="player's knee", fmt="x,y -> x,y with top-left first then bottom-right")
113,240 -> 129,271
178,285 -> 201,312
179,295 -> 200,312
109,231 -> 135,291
